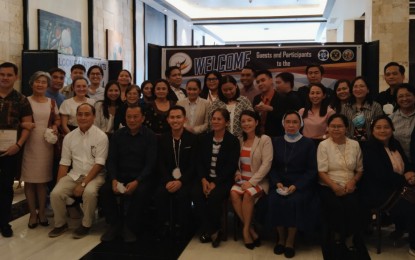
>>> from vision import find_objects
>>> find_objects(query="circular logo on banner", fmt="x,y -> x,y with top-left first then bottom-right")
169,52 -> 192,75
342,49 -> 355,61
330,49 -> 341,61
317,50 -> 329,61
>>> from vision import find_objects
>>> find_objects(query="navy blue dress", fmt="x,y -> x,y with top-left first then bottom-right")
268,136 -> 319,231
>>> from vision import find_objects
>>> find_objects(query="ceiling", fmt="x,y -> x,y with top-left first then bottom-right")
150,0 -> 369,44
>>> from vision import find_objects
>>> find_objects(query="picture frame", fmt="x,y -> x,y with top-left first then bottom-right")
38,9 -> 82,56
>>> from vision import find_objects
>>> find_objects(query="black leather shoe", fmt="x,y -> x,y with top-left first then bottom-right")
199,233 -> 212,243
1,224 -> 13,237
211,231 -> 222,248
284,247 -> 295,258
273,244 -> 285,255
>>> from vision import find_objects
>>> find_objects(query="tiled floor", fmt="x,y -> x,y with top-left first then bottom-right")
4,184 -> 414,260
180,232 -> 414,260
2,212 -> 413,260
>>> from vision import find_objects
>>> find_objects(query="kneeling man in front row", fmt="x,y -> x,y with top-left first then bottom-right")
49,103 -> 108,239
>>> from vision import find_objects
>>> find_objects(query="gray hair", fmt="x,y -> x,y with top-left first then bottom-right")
29,71 -> 51,88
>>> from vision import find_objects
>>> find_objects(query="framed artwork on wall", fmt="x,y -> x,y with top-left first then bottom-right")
106,29 -> 124,60
38,9 -> 82,56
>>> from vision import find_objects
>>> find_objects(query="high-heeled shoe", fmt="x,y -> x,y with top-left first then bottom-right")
253,237 -> 261,247
249,225 -> 261,247
28,216 -> 38,229
211,231 -> 222,248
244,242 -> 255,250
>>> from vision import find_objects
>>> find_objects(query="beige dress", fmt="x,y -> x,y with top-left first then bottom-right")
21,97 -> 58,183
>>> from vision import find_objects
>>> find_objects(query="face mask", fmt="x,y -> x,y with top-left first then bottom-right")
352,112 -> 365,128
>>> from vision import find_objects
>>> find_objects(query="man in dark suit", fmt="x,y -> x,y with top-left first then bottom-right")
99,104 -> 157,243
155,105 -> 197,239
253,70 -> 301,137
166,66 -> 187,102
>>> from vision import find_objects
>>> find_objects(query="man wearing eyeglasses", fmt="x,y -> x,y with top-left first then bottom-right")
49,103 -> 108,239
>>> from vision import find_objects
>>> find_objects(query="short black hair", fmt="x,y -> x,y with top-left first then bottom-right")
255,69 -> 272,79
384,62 -> 405,75
275,72 -> 294,88
87,65 -> 103,77
71,64 -> 86,72
306,64 -> 324,75
126,103 -> 144,115
394,83 -> 415,104
165,66 -> 181,78
168,105 -> 186,117
0,62 -> 18,74
186,78 -> 202,89
48,67 -> 66,76
242,66 -> 256,74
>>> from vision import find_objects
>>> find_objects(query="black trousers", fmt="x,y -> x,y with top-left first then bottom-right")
319,185 -> 360,238
154,184 -> 191,229
0,155 -> 18,226
192,182 -> 231,235
390,198 -> 415,248
99,180 -> 152,232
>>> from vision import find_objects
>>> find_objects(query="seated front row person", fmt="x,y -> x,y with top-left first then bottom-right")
317,114 -> 369,258
99,104 -> 157,243
361,115 -> 415,256
155,105 -> 198,239
193,108 -> 240,248
49,103 -> 108,239
268,110 -> 318,258
230,110 -> 273,250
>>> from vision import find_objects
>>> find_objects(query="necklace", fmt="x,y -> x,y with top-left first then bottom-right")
283,140 -> 297,172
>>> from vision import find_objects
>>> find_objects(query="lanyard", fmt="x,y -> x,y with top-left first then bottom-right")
173,138 -> 181,168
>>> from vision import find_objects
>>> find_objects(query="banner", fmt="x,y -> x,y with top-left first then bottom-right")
58,54 -> 109,86
162,45 -> 362,90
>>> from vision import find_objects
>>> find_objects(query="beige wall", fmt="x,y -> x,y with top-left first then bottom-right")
93,0 -> 134,80
0,0 -> 24,90
366,0 -> 409,91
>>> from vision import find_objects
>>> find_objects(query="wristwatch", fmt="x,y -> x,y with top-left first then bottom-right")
81,182 -> 86,188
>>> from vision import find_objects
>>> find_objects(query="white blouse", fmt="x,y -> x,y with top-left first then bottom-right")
317,137 -> 363,187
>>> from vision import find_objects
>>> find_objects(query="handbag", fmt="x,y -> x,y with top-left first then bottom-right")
380,185 -> 415,212
47,99 -> 64,159
401,185 -> 415,204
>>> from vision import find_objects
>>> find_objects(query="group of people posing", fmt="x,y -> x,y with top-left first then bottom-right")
1,60 -> 415,259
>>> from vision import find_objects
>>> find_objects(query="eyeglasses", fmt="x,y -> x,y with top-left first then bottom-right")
207,78 -> 218,82
329,124 -> 345,129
